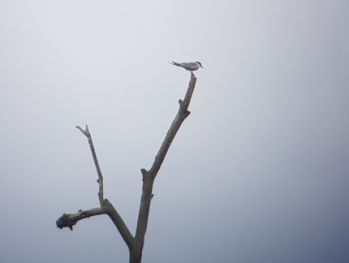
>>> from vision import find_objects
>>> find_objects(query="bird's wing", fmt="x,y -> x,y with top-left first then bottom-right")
181,62 -> 197,70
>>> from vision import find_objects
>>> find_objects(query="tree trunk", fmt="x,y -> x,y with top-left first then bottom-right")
129,246 -> 142,263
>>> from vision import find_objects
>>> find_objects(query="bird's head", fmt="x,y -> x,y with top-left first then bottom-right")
196,61 -> 204,68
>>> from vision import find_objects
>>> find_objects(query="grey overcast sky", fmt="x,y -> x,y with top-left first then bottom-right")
0,0 -> 348,262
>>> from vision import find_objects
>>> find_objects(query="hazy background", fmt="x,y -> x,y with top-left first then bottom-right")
1,0 -> 348,262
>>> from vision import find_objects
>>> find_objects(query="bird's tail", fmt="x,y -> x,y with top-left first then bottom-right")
170,61 -> 181,67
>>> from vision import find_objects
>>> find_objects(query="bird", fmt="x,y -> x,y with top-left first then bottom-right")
170,61 -> 204,71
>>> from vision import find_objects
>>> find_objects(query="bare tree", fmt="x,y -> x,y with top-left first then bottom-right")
56,72 -> 198,263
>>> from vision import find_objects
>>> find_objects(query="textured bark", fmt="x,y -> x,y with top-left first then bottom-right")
56,72 -> 198,263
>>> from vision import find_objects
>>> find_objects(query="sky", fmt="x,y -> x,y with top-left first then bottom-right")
0,0 -> 348,262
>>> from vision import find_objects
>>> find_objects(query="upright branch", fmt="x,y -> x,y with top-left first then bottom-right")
76,125 -> 104,205
151,72 -> 196,177
132,72 -> 197,262
56,72 -> 198,263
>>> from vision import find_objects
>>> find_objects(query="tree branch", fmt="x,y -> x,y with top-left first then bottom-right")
56,207 -> 107,230
148,72 -> 197,177
103,199 -> 135,250
76,125 -> 104,205
57,125 -> 134,251
56,200 -> 134,250
134,72 -> 197,256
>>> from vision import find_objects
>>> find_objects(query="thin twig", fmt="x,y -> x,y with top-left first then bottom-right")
76,125 -> 104,205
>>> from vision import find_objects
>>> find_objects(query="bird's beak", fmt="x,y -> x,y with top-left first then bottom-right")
201,65 -> 204,68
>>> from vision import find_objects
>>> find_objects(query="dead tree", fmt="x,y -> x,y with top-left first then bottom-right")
56,72 -> 198,263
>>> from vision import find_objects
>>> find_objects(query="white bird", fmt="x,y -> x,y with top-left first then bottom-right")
170,61 -> 204,71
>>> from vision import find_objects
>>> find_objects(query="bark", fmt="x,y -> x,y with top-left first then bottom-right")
56,72 -> 198,263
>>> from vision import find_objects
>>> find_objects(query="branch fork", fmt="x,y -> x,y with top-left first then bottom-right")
56,72 -> 198,263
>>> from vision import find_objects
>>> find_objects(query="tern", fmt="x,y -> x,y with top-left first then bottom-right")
170,61 -> 204,71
